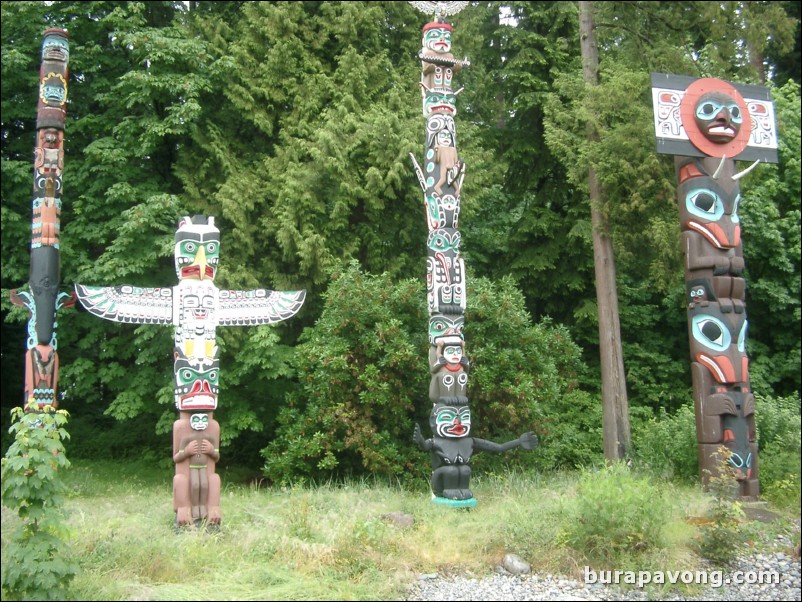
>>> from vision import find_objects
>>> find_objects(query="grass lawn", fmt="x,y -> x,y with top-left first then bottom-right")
2,459 -> 800,600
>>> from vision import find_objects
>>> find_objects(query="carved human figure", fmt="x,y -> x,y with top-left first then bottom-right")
414,401 -> 537,503
433,127 -> 461,196
429,335 -> 469,402
419,21 -> 466,94
173,411 -> 221,526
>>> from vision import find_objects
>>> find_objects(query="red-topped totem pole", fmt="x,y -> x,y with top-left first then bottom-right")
651,73 -> 780,498
409,1 -> 537,508
10,29 -> 76,411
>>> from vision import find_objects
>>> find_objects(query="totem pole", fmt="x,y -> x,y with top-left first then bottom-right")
409,2 -> 537,508
10,29 -> 76,411
651,73 -> 779,498
75,216 -> 305,526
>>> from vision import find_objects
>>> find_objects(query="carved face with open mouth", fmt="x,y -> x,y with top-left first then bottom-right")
432,402 -> 471,438
694,91 -> 743,143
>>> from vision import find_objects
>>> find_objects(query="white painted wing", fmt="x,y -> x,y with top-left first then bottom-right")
409,1 -> 469,16
74,284 -> 174,325
217,289 -> 306,326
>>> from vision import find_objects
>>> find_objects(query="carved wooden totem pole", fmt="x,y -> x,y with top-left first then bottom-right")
409,2 -> 536,508
10,29 -> 76,411
76,216 -> 305,526
651,74 -> 779,498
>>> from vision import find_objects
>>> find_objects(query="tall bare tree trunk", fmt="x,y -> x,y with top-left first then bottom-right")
578,1 -> 631,460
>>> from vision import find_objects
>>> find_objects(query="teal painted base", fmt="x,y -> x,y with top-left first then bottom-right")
432,495 -> 478,509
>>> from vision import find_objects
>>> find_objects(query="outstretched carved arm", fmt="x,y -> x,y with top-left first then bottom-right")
473,431 -> 538,454
413,423 -> 434,451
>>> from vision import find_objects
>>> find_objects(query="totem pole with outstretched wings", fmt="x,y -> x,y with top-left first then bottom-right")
76,215 -> 305,526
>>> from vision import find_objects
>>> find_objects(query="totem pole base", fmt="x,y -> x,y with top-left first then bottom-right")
173,516 -> 222,532
432,494 -> 477,509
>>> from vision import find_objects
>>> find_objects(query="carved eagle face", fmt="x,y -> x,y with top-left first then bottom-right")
175,216 -> 220,281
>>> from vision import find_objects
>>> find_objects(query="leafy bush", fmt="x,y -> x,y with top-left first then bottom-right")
1,405 -> 79,600
560,463 -> 671,564
631,403 -> 698,481
697,447 -> 747,566
755,394 -> 802,510
262,262 -> 428,483
261,261 -> 592,483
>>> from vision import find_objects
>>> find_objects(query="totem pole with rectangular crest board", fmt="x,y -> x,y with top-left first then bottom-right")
651,73 -> 780,498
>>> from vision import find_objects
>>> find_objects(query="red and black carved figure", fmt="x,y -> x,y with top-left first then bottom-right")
10,29 -> 76,411
652,73 -> 778,498
409,2 -> 536,508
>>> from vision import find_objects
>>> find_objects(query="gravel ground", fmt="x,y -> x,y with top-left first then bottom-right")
405,530 -> 801,601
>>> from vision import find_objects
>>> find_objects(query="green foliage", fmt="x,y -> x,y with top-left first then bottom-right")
754,394 -> 802,510
263,262 -> 593,483
1,1 -> 799,471
632,403 -> 699,481
740,81 -> 801,397
1,405 -> 79,600
697,448 -> 748,566
529,389 -> 604,471
617,277 -> 691,412
262,262 -> 428,482
560,463 -> 671,563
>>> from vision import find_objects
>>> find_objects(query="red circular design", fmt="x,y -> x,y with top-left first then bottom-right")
680,78 -> 750,158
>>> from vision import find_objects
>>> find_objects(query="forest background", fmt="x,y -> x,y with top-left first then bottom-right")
1,1 -> 800,493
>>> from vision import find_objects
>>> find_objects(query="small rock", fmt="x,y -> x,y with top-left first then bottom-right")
381,511 -> 415,529
502,552 -> 531,575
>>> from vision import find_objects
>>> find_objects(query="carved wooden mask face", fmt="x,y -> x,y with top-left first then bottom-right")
431,402 -> 471,438
694,91 -> 743,144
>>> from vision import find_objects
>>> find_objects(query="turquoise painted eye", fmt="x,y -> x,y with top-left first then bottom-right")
431,235 -> 447,249
430,320 -> 447,334
686,188 -> 724,221
697,101 -> 721,119
692,315 -> 731,351
436,411 -> 456,424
